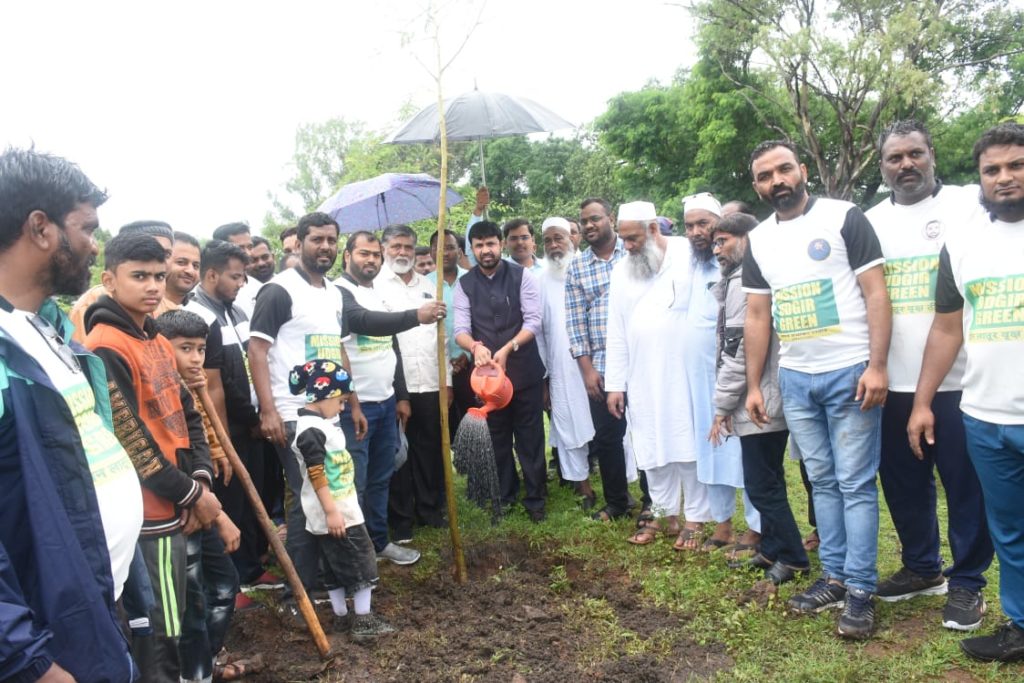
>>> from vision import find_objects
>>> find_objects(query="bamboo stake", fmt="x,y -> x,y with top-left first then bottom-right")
196,386 -> 332,658
431,3 -> 467,585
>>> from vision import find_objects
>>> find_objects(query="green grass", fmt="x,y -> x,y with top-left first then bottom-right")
396,452 -> 1023,682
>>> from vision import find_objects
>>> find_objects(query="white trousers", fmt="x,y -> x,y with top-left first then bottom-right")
557,444 -> 591,483
646,462 -> 761,531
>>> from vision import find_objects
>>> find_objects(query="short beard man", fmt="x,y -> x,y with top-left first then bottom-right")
627,236 -> 664,282
49,230 -> 95,295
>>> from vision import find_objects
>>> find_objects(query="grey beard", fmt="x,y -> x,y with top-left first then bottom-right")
389,257 -> 413,275
627,240 -> 663,281
691,243 -> 715,266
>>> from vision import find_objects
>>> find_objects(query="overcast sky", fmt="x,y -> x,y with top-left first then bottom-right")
1,1 -> 696,237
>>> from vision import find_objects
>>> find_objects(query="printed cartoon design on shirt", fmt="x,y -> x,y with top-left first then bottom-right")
772,279 -> 841,341
923,220 -> 943,240
884,256 -> 938,315
964,273 -> 1024,343
305,333 -> 342,362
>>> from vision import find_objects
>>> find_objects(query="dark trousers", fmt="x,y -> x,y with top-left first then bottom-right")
880,391 -> 993,591
449,364 -> 475,442
134,533 -> 186,683
741,430 -> 808,567
179,529 -> 239,682
488,379 -> 547,512
274,421 -> 319,594
407,391 -> 446,524
588,396 -> 629,513
799,460 -> 816,528
261,439 -> 286,523
215,428 -> 266,584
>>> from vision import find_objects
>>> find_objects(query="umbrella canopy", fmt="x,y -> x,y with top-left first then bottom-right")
386,90 -> 574,144
316,172 -> 463,233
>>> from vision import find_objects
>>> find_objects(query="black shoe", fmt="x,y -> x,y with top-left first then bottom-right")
580,493 -> 597,511
876,566 -> 947,602
960,622 -> 1024,662
350,613 -> 397,644
788,576 -> 847,614
527,508 -> 547,523
730,551 -> 773,571
943,587 -> 987,631
764,561 -> 811,586
837,587 -> 875,640
591,506 -> 629,522
333,612 -> 353,633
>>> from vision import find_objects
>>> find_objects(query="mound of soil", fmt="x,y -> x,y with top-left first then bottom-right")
225,540 -> 732,681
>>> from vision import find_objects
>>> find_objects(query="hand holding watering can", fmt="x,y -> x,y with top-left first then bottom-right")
467,364 -> 514,419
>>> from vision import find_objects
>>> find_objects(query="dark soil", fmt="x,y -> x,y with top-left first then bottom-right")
224,539 -> 732,682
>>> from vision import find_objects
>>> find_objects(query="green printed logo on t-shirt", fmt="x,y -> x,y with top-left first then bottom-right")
773,278 -> 841,341
355,334 -> 393,354
885,256 -> 938,315
326,448 -> 356,499
305,333 -> 342,362
964,273 -> 1024,343
63,381 -> 135,485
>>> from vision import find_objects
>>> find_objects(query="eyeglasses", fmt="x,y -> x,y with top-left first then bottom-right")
29,314 -> 81,374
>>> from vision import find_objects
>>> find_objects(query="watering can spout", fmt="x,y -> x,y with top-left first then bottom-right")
469,364 -> 513,417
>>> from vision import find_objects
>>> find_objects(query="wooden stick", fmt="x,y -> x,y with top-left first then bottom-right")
432,10 -> 467,584
196,386 -> 332,658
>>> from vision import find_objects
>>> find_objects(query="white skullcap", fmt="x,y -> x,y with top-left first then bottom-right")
617,201 -> 658,223
682,192 -> 722,217
541,216 -> 571,234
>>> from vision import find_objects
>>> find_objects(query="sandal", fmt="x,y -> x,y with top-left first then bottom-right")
672,526 -> 704,552
722,542 -> 759,563
214,654 -> 264,681
636,506 -> 655,530
592,506 -> 627,522
627,522 -> 661,545
701,537 -> 735,552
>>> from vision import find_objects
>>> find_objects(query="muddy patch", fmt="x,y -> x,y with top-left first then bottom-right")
224,539 -> 732,681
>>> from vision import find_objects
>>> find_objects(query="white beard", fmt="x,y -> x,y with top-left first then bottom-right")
626,239 -> 664,282
388,257 -> 413,275
545,250 -> 573,280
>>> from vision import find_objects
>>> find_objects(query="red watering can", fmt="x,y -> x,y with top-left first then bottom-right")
467,364 -> 513,418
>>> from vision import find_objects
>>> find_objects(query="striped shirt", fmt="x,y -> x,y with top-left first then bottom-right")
564,238 -> 626,375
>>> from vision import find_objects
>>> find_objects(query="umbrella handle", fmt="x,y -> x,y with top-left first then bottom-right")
478,139 -> 487,219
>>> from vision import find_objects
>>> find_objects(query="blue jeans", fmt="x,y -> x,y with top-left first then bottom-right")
962,414 -> 1024,628
779,361 -> 881,593
341,396 -> 398,552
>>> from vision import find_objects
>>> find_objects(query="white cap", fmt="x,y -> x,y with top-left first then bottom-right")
617,201 -> 657,223
541,216 -> 571,234
682,192 -> 722,217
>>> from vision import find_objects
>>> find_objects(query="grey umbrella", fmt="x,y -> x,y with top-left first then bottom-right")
385,89 -> 574,186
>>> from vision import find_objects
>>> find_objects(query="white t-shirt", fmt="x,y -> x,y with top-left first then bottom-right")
292,412 -> 364,534
937,215 -> 1024,424
374,265 -> 449,393
0,307 -> 143,599
334,277 -> 397,402
867,184 -> 981,391
249,268 -> 348,422
743,197 -> 885,373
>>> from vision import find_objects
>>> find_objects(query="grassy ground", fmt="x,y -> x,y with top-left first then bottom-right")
392,456 -> 1021,682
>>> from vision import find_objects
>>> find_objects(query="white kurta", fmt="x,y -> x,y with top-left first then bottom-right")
537,268 -> 595,457
605,237 -> 698,471
686,258 -> 744,488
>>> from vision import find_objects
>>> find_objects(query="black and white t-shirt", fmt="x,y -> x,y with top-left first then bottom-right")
250,267 -> 348,422
743,197 -> 885,373
936,214 -> 1024,425
867,184 -> 982,391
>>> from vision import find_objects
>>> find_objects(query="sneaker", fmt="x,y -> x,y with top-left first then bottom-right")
876,567 -> 947,602
960,621 -> 1024,662
943,587 -> 987,631
527,508 -> 547,523
376,542 -> 421,566
332,612 -> 353,633
788,576 -> 847,614
245,570 -> 285,591
234,592 -> 257,612
350,613 -> 397,644
837,587 -> 875,640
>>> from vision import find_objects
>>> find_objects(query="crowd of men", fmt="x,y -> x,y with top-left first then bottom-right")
2,118 -> 1024,682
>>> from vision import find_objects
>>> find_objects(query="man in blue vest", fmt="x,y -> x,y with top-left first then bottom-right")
454,220 -> 548,522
